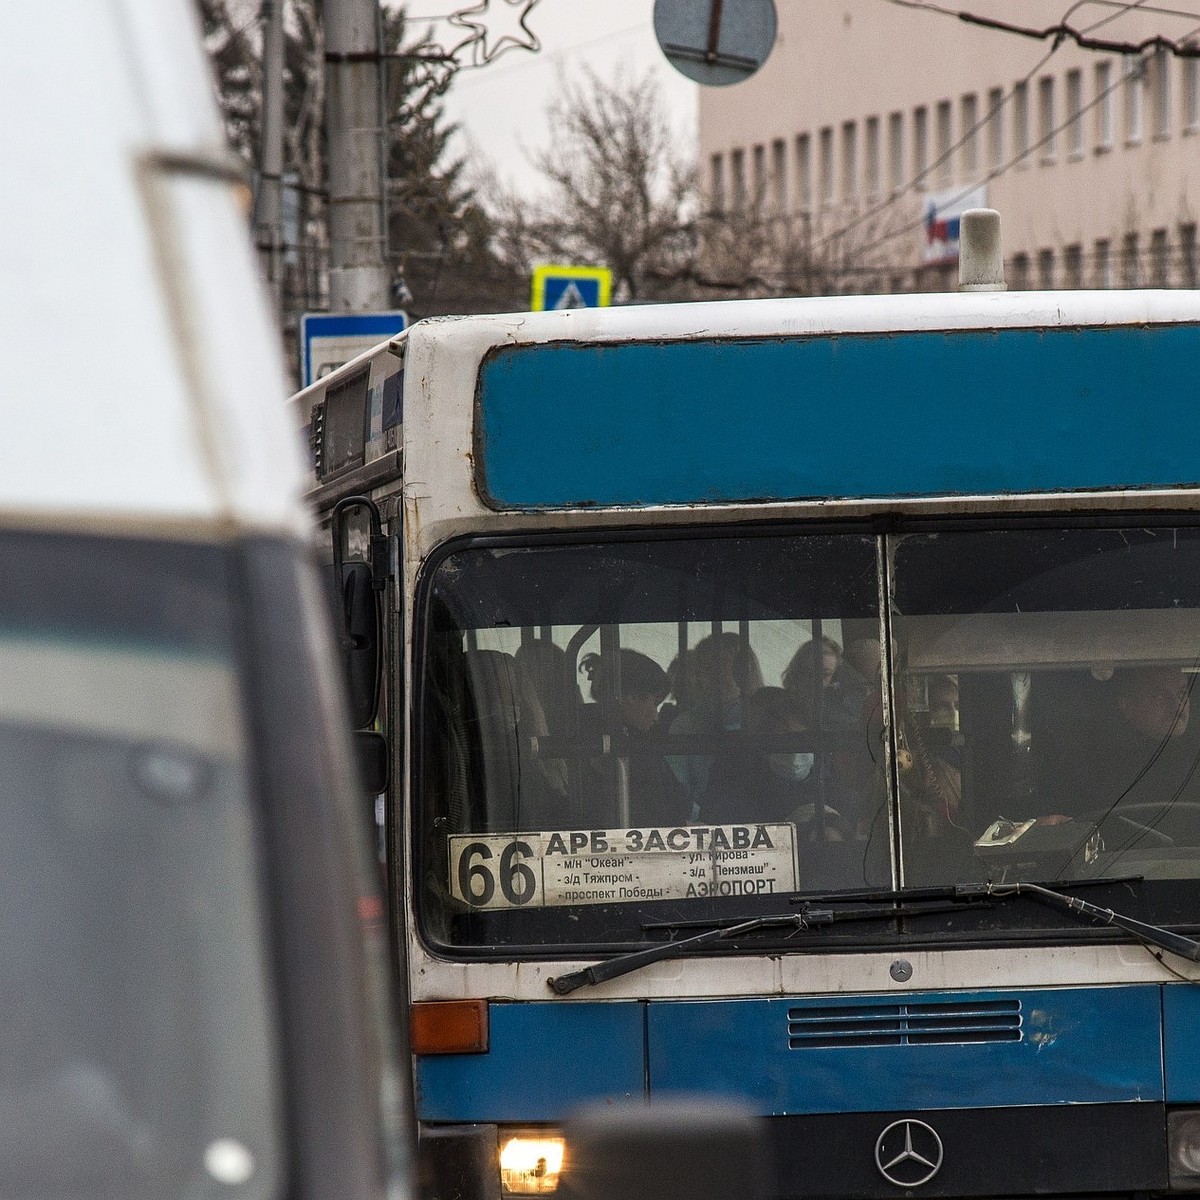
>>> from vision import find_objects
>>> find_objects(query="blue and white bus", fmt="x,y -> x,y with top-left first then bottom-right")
293,283 -> 1200,1200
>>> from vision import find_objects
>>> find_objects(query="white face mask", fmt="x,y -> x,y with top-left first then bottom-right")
767,752 -> 815,782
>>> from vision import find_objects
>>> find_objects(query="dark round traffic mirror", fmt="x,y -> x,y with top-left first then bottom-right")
653,0 -> 777,87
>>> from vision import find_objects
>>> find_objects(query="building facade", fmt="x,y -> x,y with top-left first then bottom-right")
698,0 -> 1200,292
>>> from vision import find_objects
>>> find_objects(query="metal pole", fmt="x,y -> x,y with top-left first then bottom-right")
255,0 -> 285,311
323,0 -> 390,312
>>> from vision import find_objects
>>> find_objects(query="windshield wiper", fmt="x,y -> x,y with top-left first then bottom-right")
644,900 -> 986,934
547,900 -> 990,995
955,881 -> 1200,962
546,913 -> 821,995
789,876 -> 1143,906
546,879 -> 1173,996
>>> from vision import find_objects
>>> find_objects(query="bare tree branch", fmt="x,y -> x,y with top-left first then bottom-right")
493,66 -> 697,302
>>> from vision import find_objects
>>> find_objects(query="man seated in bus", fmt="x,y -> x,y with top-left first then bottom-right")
1047,665 -> 1200,836
578,649 -> 689,828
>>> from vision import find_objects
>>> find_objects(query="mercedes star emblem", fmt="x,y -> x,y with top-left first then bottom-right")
874,1119 -> 944,1188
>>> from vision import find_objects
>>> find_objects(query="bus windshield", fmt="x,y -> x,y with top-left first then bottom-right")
418,524 -> 1200,952
0,531 -> 280,1198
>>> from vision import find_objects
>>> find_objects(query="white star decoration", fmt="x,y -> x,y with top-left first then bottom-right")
448,0 -> 542,68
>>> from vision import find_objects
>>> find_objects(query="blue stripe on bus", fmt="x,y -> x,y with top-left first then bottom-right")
414,986 -> 1164,1122
414,1000 -> 645,1122
646,986 -> 1162,1114
1163,983 -> 1200,1101
476,325 -> 1200,508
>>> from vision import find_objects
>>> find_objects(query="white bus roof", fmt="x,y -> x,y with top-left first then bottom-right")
406,285 -> 1200,346
393,289 -> 1200,517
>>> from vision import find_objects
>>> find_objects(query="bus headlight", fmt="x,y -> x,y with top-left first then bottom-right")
1169,1109 -> 1200,1188
499,1130 -> 566,1195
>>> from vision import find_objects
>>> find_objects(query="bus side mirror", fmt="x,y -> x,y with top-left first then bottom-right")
355,730 -> 389,795
557,1099 -> 772,1200
329,496 -> 386,731
341,561 -> 380,728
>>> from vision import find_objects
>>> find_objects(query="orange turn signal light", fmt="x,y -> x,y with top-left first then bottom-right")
411,999 -> 489,1055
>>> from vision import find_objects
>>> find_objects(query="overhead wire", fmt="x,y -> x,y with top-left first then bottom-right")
1084,0 -> 1200,19
957,7 -> 1200,56
887,0 -> 1200,21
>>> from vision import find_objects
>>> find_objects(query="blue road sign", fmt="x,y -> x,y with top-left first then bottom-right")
531,265 -> 613,311
543,275 -> 599,309
300,311 -> 407,388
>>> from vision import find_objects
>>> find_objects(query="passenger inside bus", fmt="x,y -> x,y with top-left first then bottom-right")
1041,665 -> 1200,830
783,635 -> 879,836
782,635 -> 869,733
843,636 -> 883,694
893,670 -> 975,886
577,649 -> 689,828
666,632 -> 763,806
927,675 -> 960,742
702,686 -> 849,836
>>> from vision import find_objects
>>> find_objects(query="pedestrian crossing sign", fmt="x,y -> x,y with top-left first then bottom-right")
531,264 -> 613,311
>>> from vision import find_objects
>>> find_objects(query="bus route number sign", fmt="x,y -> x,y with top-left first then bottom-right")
448,824 -> 798,910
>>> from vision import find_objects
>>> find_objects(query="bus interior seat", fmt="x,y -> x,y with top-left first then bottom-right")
461,649 -> 562,831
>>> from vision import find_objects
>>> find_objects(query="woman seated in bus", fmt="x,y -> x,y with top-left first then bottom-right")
893,673 -> 979,886
782,635 -> 870,732
701,687 -> 849,840
578,649 -> 689,827
665,632 -> 763,810
783,634 -> 877,833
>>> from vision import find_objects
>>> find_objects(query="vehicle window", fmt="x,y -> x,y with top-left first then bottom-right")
0,532 -> 280,1200
420,523 -> 1200,954
418,531 -> 886,951
891,525 -> 1200,897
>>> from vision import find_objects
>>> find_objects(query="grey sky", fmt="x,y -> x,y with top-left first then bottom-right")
401,0 -> 699,194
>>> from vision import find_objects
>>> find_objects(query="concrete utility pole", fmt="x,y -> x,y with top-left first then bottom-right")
255,0 -> 285,311
322,0 -> 390,312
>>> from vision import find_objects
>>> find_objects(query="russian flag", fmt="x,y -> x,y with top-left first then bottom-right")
925,202 -> 961,245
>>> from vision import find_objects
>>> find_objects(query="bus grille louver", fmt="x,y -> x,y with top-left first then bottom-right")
787,999 -> 1022,1049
